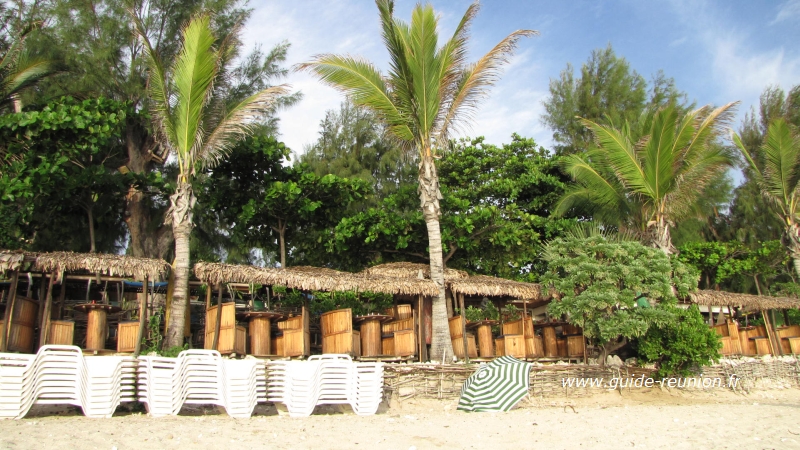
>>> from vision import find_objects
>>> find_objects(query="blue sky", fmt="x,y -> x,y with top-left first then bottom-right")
240,0 -> 800,156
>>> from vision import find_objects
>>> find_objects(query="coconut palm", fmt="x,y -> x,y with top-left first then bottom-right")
298,0 -> 535,360
734,118 -> 800,277
134,14 -> 288,347
0,21 -> 52,113
554,103 -> 737,254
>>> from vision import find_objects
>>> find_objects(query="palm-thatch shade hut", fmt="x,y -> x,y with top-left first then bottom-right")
689,289 -> 800,311
0,250 -> 171,354
193,262 -> 439,297
361,262 -> 469,280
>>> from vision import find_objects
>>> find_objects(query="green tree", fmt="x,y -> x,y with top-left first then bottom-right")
136,14 -> 288,347
327,135 -> 574,278
728,85 -> 800,245
0,96 -> 129,251
555,103 -> 737,254
26,0 -> 299,259
542,45 -> 687,155
734,118 -> 800,278
299,0 -> 535,360
542,234 -> 698,362
300,100 -> 416,201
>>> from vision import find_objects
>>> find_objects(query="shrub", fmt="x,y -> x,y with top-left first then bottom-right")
635,304 -> 721,377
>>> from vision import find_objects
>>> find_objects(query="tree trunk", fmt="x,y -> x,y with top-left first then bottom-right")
418,156 -> 453,362
87,206 -> 96,253
163,181 -> 195,348
278,220 -> 286,267
650,215 -> 676,255
123,123 -> 173,260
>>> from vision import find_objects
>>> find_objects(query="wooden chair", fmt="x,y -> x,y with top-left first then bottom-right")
384,304 -> 413,320
711,320 -> 742,355
204,302 -> 246,355
447,316 -> 477,359
502,316 -> 541,358
321,308 -> 361,357
777,324 -> 800,354
383,314 -> 418,357
276,306 -> 310,357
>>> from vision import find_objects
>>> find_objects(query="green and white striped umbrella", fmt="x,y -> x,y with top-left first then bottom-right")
457,356 -> 532,412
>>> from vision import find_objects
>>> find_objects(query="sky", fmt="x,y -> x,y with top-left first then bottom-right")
238,0 -> 800,158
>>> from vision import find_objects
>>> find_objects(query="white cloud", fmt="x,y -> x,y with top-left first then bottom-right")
770,0 -> 800,25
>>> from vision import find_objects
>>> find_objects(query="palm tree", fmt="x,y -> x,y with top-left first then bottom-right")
0,21 -> 52,113
554,103 -> 737,254
734,118 -> 800,277
134,14 -> 288,347
298,0 -> 535,360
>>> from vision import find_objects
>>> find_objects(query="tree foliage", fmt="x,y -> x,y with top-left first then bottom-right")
0,96 -> 129,251
542,234 -> 698,360
542,44 -> 687,155
555,103 -> 737,254
635,304 -> 720,377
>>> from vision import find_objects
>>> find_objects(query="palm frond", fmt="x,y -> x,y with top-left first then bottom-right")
296,54 -> 413,141
407,3 -> 442,146
554,154 -> 629,224
762,118 -> 800,208
172,14 -> 219,174
641,106 -> 678,200
200,84 -> 289,169
131,9 -> 176,154
581,118 -> 651,196
437,29 -> 537,146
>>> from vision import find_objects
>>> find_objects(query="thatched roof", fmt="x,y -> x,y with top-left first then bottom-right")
0,250 -> 170,280
0,250 -> 28,273
689,289 -> 800,310
193,262 -> 439,297
361,262 -> 469,280
449,275 -> 543,300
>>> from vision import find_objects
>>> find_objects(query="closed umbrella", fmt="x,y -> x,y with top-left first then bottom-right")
457,356 -> 532,412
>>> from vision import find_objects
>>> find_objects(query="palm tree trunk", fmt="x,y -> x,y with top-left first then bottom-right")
86,205 -> 96,253
784,223 -> 800,280
650,215 -> 676,255
164,181 -> 195,348
418,156 -> 453,362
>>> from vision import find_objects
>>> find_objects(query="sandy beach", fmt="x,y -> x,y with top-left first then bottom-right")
2,388 -> 799,450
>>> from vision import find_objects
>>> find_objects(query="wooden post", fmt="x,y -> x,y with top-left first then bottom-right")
762,310 -> 778,355
212,283 -> 223,350
55,278 -> 67,320
459,293 -> 468,363
38,273 -> 56,348
417,295 -> 423,361
134,276 -> 149,356
522,300 -> 528,360
205,283 -> 212,311
0,270 -> 19,352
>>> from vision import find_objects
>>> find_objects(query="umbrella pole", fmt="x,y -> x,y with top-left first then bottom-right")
134,276 -> 149,357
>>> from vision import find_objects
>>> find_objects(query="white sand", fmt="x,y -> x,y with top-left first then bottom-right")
2,388 -> 799,449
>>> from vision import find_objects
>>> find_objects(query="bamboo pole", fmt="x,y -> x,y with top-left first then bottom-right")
212,283 -> 223,350
418,295 -> 424,361
134,276 -> 149,357
460,293 -> 468,363
0,270 -> 19,352
38,273 -> 56,348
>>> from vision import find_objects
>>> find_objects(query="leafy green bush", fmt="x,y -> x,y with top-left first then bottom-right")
635,305 -> 721,377
542,234 -> 699,360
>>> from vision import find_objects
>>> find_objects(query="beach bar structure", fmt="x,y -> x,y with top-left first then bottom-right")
0,250 -> 170,355
193,262 -> 438,359
689,289 -> 800,357
361,263 -> 571,362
